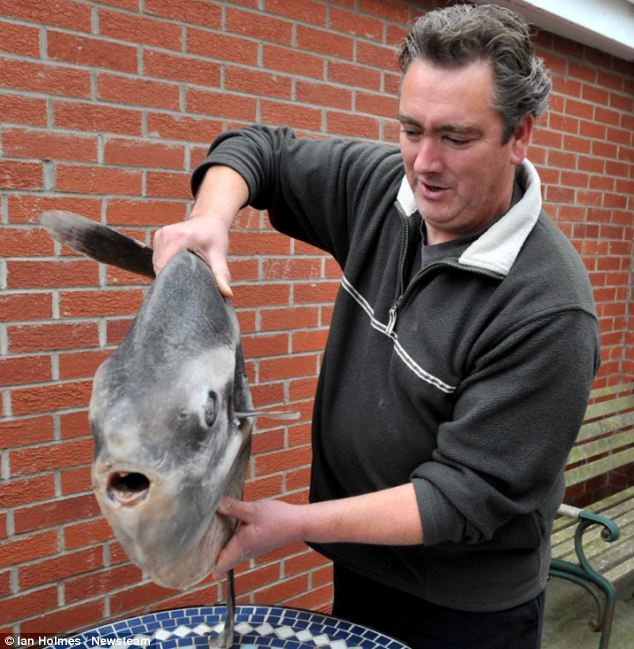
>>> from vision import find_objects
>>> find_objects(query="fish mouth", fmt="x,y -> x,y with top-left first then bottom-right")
93,462 -> 159,508
107,471 -> 150,506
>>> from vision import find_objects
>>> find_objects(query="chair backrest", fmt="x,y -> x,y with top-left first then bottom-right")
565,383 -> 634,488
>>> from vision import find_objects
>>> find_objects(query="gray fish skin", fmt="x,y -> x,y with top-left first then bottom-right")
40,211 -> 253,590
90,251 -> 252,589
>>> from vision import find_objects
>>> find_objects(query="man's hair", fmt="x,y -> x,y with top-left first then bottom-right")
398,3 -> 551,142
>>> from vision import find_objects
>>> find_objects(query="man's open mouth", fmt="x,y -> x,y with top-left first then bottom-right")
421,181 -> 450,195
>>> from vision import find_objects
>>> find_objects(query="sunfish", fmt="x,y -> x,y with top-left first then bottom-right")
40,211 -> 298,647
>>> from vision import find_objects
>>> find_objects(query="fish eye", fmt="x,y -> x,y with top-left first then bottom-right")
205,391 -> 218,427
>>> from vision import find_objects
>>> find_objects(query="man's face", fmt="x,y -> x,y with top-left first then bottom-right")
398,58 -> 532,244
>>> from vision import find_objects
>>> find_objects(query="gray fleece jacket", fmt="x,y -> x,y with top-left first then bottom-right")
192,126 -> 600,612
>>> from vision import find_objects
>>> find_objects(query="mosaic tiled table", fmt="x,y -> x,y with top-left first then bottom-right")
62,605 -> 409,649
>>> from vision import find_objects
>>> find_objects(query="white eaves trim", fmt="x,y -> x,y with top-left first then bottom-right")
474,0 -> 634,61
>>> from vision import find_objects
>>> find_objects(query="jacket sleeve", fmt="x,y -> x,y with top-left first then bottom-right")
191,125 -> 399,267
410,307 -> 600,547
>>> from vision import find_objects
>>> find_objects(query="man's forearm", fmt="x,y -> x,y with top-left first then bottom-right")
190,164 -> 249,224
301,483 -> 424,546
212,483 -> 424,577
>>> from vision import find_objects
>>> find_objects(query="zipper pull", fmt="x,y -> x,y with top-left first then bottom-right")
386,305 -> 398,336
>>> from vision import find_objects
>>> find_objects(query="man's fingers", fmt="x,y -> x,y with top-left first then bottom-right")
212,524 -> 248,579
153,247 -> 177,275
152,225 -> 234,297
152,226 -> 191,275
212,546 -> 231,580
212,546 -> 237,580
212,266 -> 233,298
217,496 -> 251,521
216,495 -> 235,516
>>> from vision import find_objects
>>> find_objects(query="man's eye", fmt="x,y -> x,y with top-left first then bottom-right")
446,137 -> 470,146
401,128 -> 421,139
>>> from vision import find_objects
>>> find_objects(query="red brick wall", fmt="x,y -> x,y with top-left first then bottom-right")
0,0 -> 632,635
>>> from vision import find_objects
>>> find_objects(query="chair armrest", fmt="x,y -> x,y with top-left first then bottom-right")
557,503 -> 582,519
557,502 -> 620,543
556,502 -> 621,580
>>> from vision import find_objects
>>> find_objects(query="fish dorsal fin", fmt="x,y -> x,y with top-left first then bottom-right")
40,210 -> 155,278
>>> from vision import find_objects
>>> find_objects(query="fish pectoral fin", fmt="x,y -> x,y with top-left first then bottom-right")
235,409 -> 301,421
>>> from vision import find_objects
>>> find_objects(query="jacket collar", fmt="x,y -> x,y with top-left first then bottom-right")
395,160 -> 542,277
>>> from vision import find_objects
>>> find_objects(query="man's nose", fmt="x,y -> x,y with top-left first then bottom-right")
413,137 -> 443,175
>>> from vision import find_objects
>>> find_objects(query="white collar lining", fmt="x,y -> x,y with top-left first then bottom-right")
395,160 -> 542,277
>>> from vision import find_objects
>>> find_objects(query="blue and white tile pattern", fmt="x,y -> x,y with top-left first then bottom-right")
60,606 -> 409,649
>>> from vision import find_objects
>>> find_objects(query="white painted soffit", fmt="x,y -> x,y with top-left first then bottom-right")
474,0 -> 634,61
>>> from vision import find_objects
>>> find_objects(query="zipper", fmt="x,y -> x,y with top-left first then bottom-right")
396,209 -> 415,299
387,203 -> 420,336
386,203 -> 505,336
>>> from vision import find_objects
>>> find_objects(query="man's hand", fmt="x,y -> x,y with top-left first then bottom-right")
212,484 -> 423,579
213,497 -> 305,578
153,217 -> 233,297
151,165 -> 249,297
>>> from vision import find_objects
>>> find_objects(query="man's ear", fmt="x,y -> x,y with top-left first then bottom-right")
509,113 -> 535,165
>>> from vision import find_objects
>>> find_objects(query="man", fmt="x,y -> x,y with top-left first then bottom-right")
153,4 -> 600,648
